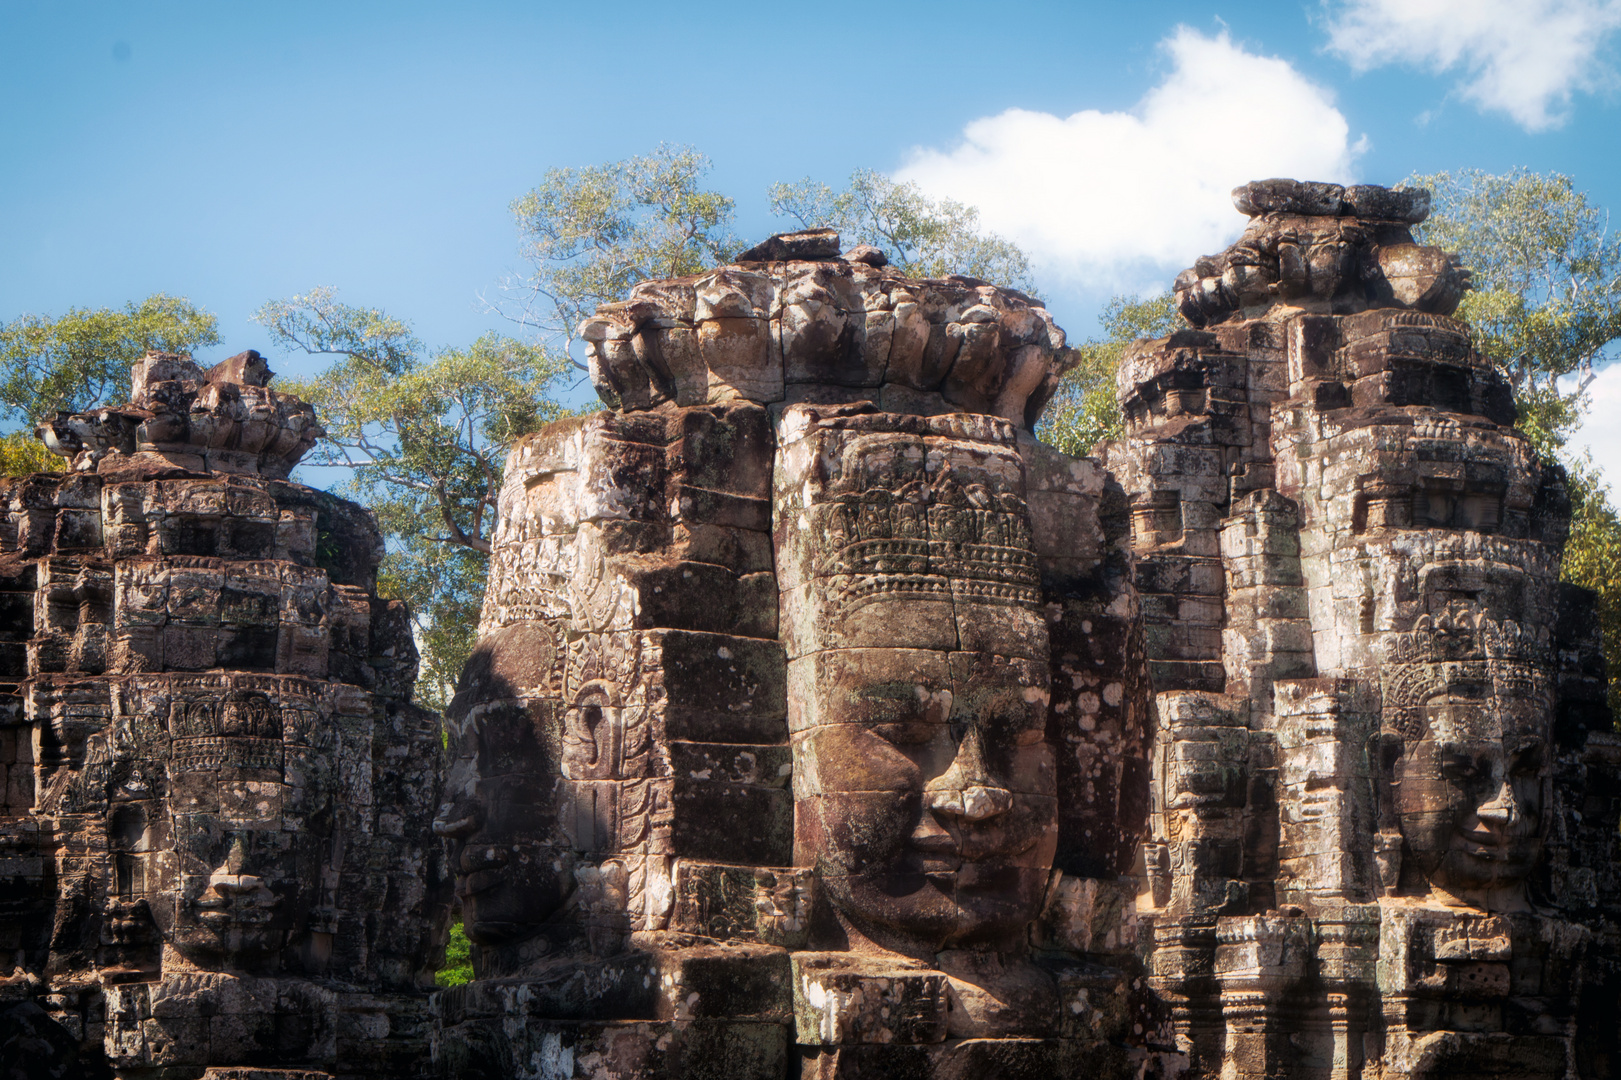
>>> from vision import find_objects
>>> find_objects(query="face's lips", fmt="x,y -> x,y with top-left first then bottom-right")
459,845 -> 511,873
459,868 -> 508,899
189,893 -> 279,927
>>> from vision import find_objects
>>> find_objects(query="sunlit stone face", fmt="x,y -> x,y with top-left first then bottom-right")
1391,666 -> 1549,901
795,652 -> 1057,948
780,407 -> 1058,950
1379,564 -> 1557,908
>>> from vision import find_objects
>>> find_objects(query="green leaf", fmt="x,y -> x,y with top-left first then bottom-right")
0,294 -> 219,422
1038,293 -> 1182,456
769,169 -> 1037,295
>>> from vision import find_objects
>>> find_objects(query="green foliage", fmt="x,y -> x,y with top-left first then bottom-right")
1411,169 -> 1621,450
257,288 -> 571,707
378,543 -> 488,712
1039,293 -> 1182,456
0,430 -> 63,477
769,170 -> 1037,295
435,920 -> 474,987
0,294 -> 219,422
505,144 -> 744,359
1560,455 -> 1621,719
1413,169 -> 1621,721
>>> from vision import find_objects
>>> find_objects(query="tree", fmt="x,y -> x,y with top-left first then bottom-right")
1559,454 -> 1621,717
1415,169 -> 1621,719
0,431 -> 62,476
1410,169 -> 1621,452
257,288 -> 571,708
267,150 -> 741,705
1039,293 -> 1182,457
0,293 -> 219,425
499,144 -> 744,366
769,170 -> 1036,294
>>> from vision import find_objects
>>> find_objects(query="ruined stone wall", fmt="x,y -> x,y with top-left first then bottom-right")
0,351 -> 451,1079
13,180 -> 1608,1080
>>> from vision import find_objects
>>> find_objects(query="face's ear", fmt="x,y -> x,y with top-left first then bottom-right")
1367,731 -> 1405,832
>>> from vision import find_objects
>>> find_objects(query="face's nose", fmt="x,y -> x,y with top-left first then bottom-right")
207,836 -> 271,898
922,728 -> 1014,824
1476,779 -> 1522,828
433,800 -> 483,839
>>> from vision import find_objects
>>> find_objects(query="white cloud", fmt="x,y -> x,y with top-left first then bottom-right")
894,28 -> 1360,290
1567,365 -> 1621,487
1325,0 -> 1621,131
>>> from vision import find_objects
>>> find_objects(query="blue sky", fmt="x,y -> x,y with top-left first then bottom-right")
3,0 -> 1620,469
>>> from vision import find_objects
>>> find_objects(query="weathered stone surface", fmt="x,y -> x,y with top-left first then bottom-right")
1117,181 -> 1620,1079
434,236 -> 1162,1077
39,351 -> 324,479
1,354 -> 450,1078
1173,185 -> 1468,328
575,240 -> 1072,426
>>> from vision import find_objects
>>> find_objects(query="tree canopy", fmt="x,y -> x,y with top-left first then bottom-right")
0,294 -> 218,424
499,144 -> 744,366
1038,293 -> 1181,457
257,287 -> 571,705
769,169 -> 1036,295
1411,169 -> 1621,452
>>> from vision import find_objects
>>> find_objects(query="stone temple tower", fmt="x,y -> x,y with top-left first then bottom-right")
0,351 -> 452,1079
431,230 -> 1162,1079
1113,180 -> 1621,1080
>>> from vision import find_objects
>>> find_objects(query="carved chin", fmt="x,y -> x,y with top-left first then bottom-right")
829,863 -> 1048,947
1432,839 -> 1543,893
457,877 -> 571,946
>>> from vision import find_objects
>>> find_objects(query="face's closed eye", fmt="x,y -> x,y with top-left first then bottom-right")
1509,741 -> 1545,777
800,724 -> 923,794
870,720 -> 942,747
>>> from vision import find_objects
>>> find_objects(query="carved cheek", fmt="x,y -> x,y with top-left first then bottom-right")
1395,755 -> 1464,859
795,727 -> 923,873
796,725 -> 920,795
801,791 -> 920,874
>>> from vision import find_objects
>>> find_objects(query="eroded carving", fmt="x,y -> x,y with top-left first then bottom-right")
1,353 -> 450,1079
431,240 -> 1162,1079
1117,178 -> 1620,1080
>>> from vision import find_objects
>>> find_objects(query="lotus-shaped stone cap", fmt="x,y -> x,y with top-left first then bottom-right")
577,230 -> 1074,430
1175,180 -> 1469,327
38,349 -> 323,478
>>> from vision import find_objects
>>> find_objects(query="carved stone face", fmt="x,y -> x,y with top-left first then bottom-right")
435,623 -> 576,947
1391,664 -> 1549,902
437,699 -> 576,946
146,688 -> 339,966
781,408 -> 1058,950
162,808 -> 327,961
796,651 -> 1056,948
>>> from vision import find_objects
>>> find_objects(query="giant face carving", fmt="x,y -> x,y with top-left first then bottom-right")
139,680 -> 340,967
779,407 -> 1058,951
434,624 -> 576,947
1380,574 -> 1555,909
1393,677 -> 1546,899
